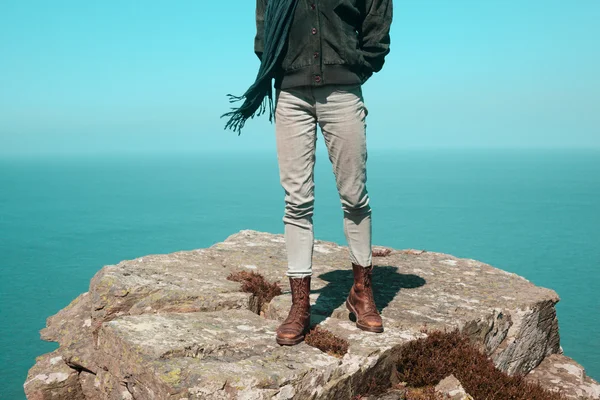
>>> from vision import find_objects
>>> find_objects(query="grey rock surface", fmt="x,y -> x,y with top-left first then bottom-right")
24,229 -> 598,399
525,353 -> 600,399
435,374 -> 473,400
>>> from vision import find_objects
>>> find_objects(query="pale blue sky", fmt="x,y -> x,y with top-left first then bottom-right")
0,0 -> 599,156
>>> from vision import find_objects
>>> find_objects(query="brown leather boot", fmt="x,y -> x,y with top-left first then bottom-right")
276,276 -> 311,346
346,263 -> 384,333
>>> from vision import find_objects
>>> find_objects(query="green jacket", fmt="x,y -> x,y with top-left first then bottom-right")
255,0 -> 393,89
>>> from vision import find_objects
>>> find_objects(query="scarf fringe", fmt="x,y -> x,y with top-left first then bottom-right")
221,84 -> 274,135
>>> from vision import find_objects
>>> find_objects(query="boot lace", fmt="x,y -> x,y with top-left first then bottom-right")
284,279 -> 309,326
362,268 -> 378,315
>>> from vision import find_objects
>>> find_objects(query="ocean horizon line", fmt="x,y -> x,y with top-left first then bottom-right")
1,146 -> 599,161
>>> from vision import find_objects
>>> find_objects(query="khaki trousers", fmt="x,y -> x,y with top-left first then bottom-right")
274,83 -> 372,278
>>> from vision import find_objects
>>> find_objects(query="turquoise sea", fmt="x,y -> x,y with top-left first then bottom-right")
1,149 -> 599,399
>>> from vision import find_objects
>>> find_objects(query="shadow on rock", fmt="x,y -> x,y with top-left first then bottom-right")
311,265 -> 426,325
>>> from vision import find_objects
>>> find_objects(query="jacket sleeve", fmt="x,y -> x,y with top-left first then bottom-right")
359,0 -> 393,78
254,0 -> 267,61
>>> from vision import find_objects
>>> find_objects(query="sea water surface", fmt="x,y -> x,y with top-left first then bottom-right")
1,149 -> 599,399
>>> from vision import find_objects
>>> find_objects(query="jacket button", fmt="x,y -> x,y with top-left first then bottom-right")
310,3 -> 316,10
311,27 -> 317,35
313,51 -> 319,58
314,75 -> 321,83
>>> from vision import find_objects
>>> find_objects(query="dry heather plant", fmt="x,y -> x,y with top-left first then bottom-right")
354,329 -> 567,400
305,325 -> 349,358
395,329 -> 567,400
226,270 -> 282,308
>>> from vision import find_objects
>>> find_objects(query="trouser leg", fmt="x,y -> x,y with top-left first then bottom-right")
315,83 -> 372,267
274,86 -> 318,278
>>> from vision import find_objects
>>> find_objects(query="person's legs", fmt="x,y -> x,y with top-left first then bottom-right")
274,86 -> 318,279
315,83 -> 383,333
274,86 -> 317,345
315,83 -> 372,268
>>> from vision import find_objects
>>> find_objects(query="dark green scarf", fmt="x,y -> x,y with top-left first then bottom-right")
221,0 -> 298,135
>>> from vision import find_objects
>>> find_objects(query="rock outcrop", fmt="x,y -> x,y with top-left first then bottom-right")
24,230 -> 599,399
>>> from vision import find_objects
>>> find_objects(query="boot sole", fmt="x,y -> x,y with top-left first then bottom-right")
276,325 -> 310,346
276,335 -> 306,346
346,299 -> 384,333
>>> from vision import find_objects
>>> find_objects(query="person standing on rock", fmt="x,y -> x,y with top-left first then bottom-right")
222,0 -> 393,345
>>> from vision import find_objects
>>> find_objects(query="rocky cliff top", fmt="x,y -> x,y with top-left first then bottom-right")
24,230 -> 600,399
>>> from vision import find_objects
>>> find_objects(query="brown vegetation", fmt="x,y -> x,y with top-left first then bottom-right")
353,329 -> 567,400
394,329 -> 566,400
305,325 -> 349,358
226,270 -> 282,309
372,247 -> 393,257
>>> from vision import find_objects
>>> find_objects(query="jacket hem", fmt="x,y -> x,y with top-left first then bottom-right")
276,64 -> 364,89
